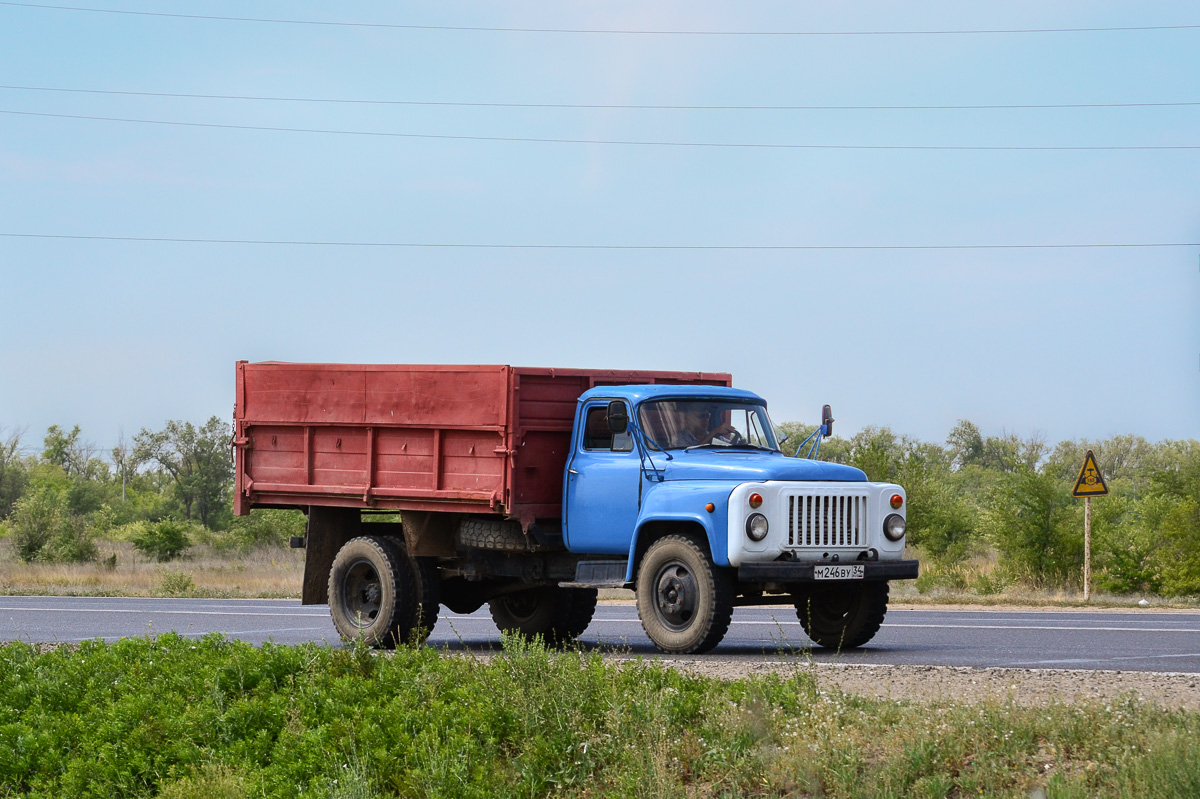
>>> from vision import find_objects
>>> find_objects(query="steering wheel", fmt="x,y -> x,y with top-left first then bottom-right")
725,429 -> 745,445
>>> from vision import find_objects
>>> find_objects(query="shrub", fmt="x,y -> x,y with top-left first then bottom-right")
10,487 -> 61,561
131,518 -> 194,561
223,509 -> 306,553
983,468 -> 1079,587
9,486 -> 96,563
158,570 -> 195,595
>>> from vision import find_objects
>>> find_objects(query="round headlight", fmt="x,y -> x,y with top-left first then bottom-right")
746,513 -> 769,541
883,513 -> 906,541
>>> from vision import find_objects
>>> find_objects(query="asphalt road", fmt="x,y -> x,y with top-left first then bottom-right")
2,597 -> 1198,672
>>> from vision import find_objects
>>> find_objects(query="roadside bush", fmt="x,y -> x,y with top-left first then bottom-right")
983,469 -> 1079,587
9,486 -> 96,563
224,508 -> 305,553
130,518 -> 194,561
158,569 -> 196,596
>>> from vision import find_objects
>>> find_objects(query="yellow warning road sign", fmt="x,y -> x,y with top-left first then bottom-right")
1072,450 -> 1109,497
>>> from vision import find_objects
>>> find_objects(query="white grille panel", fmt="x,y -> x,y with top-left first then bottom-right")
787,493 -> 868,548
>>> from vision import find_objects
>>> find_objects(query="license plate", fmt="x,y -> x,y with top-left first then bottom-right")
813,564 -> 864,580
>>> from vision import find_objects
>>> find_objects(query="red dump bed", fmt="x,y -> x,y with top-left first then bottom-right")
234,362 -> 731,524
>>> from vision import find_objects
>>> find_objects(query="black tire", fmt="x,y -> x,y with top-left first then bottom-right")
409,556 -> 441,642
635,535 -> 734,654
457,518 -> 529,552
489,586 -> 598,647
794,581 -> 889,649
327,535 -> 416,648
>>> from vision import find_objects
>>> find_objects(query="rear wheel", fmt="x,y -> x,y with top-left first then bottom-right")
489,586 -> 598,647
794,581 -> 889,649
635,535 -> 734,654
327,535 -> 416,648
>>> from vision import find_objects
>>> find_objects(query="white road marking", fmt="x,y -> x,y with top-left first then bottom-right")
0,606 -> 329,618
1006,652 -> 1200,666
578,616 -> 1200,634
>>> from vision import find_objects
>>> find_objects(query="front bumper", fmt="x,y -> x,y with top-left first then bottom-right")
737,559 -> 919,583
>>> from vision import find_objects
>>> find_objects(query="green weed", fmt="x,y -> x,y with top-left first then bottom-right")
0,635 -> 1198,797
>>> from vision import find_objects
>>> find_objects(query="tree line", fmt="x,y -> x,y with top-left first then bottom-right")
0,418 -> 298,563
1,417 -> 1198,596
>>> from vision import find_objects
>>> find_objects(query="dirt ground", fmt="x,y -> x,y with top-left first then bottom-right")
601,599 -> 1200,710
642,658 -> 1200,710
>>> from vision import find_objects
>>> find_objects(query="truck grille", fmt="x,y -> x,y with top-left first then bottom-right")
787,492 -> 868,548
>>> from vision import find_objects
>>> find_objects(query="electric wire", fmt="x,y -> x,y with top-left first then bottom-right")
3,109 -> 1197,150
2,3 -> 1198,36
3,84 -> 1197,111
2,233 -> 1196,250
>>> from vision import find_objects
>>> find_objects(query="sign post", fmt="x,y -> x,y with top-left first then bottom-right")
1072,450 -> 1109,601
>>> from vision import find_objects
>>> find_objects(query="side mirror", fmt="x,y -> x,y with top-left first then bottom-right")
607,401 -> 629,434
821,404 -> 834,437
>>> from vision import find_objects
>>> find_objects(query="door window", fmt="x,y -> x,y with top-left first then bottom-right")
582,404 -> 633,452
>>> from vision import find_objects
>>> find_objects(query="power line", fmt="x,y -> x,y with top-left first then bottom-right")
2,3 -> 1198,36
4,84 -> 1198,112
3,233 -> 1197,250
4,108 -> 1198,151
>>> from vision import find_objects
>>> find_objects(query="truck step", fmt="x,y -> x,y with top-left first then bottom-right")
563,560 -> 630,588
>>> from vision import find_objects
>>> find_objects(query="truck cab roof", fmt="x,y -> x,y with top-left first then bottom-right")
578,384 -> 766,406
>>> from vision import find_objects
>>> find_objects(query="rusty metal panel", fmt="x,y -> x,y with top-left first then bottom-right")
243,364 -> 367,424
362,365 -> 508,427
373,428 -> 436,490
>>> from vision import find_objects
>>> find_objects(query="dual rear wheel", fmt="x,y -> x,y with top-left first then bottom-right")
327,535 -> 440,648
327,535 -> 598,649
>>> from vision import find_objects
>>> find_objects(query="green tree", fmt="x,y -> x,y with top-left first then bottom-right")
946,419 -> 1044,473
983,468 -> 1079,586
1143,441 -> 1200,595
133,417 -> 233,529
9,482 -> 96,563
0,427 -> 28,518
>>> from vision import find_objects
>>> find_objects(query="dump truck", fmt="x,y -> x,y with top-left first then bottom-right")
233,362 -> 917,653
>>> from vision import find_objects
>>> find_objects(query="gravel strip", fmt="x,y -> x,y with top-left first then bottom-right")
632,657 -> 1200,709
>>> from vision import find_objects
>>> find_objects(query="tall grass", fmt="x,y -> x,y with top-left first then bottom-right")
0,540 -> 303,598
2,634 -> 1198,798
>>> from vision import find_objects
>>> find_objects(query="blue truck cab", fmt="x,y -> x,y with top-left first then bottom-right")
562,384 -> 919,653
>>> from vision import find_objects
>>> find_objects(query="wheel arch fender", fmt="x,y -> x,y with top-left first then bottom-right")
624,486 -> 733,582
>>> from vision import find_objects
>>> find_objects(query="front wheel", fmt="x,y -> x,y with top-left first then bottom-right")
635,535 -> 734,654
794,581 -> 889,649
489,586 -> 598,647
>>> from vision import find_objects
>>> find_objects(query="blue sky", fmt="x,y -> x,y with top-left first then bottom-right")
1,1 -> 1197,454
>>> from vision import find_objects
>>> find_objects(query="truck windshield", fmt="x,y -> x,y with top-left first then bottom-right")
638,399 -> 779,451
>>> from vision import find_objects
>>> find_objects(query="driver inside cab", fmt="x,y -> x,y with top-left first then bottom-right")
677,406 -> 738,448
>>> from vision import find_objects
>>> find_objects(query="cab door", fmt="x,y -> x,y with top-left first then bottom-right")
563,400 -> 641,554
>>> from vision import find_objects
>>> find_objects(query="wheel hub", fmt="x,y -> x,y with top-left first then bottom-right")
343,559 -> 383,627
654,564 -> 697,630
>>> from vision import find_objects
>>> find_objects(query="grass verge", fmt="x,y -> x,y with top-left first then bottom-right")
2,635 -> 1199,798
0,541 -> 303,599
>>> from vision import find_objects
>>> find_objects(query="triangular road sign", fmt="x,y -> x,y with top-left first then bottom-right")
1072,450 -> 1109,497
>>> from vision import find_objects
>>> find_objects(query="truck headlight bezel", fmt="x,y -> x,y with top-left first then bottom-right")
883,513 -> 906,541
746,513 -> 769,541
